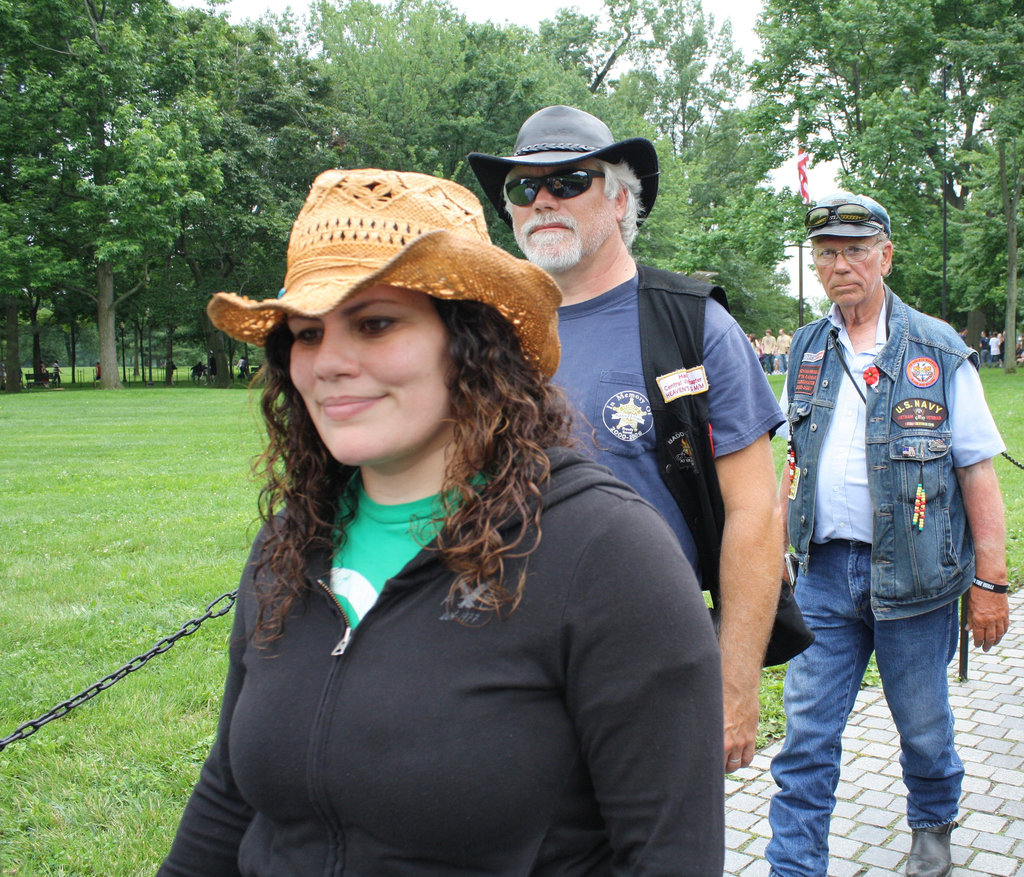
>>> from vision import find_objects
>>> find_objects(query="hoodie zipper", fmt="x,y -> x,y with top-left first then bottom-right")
316,577 -> 353,656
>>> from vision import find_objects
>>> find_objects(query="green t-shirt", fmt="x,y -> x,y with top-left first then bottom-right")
330,483 -> 444,628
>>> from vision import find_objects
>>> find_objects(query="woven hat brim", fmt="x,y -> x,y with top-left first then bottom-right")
207,229 -> 563,377
468,138 -> 660,227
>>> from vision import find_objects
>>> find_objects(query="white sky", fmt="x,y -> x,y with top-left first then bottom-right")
172,0 -> 836,304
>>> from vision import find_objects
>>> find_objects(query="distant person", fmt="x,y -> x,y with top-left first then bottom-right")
236,355 -> 249,380
989,331 -> 1002,367
51,362 -> 61,387
760,329 -> 777,373
158,168 -> 725,875
775,328 -> 791,374
769,191 -> 1010,877
206,350 -> 217,377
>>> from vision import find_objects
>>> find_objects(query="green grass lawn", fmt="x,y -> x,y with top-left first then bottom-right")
1,373 -> 1021,873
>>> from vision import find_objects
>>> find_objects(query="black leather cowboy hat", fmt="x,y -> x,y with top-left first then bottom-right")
468,105 -> 660,226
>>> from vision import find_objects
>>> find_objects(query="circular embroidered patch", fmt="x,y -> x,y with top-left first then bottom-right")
602,390 -> 653,442
905,356 -> 939,388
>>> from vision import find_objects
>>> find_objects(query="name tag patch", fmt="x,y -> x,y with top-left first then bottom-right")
892,398 -> 948,430
656,365 -> 709,402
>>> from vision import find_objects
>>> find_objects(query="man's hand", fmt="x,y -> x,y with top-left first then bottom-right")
722,672 -> 759,771
967,586 -> 1010,651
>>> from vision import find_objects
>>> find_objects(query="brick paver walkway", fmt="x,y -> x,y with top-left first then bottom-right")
725,588 -> 1024,876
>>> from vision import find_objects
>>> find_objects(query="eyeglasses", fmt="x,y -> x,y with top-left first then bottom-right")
811,243 -> 882,266
804,202 -> 879,231
505,170 -> 606,207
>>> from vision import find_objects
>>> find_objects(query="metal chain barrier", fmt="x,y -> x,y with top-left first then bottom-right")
4,452 -> 1022,752
0,589 -> 238,754
1001,450 -> 1024,471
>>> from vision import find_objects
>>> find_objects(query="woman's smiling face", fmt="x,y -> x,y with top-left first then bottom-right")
287,284 -> 454,502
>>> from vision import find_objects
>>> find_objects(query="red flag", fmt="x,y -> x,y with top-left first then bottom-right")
797,147 -> 810,205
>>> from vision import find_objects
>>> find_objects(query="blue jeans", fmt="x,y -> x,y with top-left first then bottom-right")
767,540 -> 962,877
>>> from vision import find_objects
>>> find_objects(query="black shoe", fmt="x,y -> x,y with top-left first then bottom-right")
907,823 -> 955,877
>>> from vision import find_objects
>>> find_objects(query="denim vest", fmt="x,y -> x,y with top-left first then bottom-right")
786,291 -> 977,619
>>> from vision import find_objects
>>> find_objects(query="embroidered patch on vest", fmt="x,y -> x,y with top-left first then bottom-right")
794,363 -> 820,396
666,429 -> 697,472
656,365 -> 709,402
801,349 -> 825,363
892,398 -> 948,430
602,390 -> 653,442
905,357 -> 939,388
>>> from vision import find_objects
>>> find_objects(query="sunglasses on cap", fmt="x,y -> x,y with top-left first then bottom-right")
804,202 -> 882,231
505,169 -> 606,207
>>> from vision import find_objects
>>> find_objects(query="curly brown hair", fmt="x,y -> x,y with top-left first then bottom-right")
252,298 -> 575,640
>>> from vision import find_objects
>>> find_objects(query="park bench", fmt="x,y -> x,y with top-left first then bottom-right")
26,371 -> 51,388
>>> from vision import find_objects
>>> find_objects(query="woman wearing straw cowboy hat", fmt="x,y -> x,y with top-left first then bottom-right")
159,168 -> 724,876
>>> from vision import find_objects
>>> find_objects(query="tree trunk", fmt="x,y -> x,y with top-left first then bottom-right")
966,310 -> 986,357
67,320 -> 78,384
998,140 -> 1020,375
3,295 -> 22,393
30,296 -> 43,377
96,261 -> 124,389
164,326 -> 176,385
202,312 -> 232,388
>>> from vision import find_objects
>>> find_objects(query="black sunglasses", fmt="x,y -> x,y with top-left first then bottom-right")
505,170 -> 606,207
804,202 -> 877,230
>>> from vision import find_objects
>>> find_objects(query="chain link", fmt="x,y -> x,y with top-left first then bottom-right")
1001,450 -> 1024,471
0,589 -> 237,753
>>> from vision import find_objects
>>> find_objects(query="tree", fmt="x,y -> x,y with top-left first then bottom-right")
752,0 -> 1024,338
1,0 -> 225,388
595,0 -> 794,324
165,10 -> 336,386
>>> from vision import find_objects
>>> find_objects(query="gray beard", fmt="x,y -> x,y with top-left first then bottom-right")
515,219 -> 583,274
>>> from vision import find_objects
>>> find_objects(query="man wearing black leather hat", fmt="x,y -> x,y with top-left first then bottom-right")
470,106 -> 787,773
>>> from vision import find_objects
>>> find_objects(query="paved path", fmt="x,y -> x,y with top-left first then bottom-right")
725,588 -> 1024,877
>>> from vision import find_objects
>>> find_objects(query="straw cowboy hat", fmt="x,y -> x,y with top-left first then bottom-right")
207,168 -> 562,377
467,105 -> 660,226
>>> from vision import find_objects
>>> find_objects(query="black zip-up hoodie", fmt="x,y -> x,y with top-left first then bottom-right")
159,448 -> 724,876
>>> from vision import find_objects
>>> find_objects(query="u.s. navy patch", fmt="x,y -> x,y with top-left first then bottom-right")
905,357 -> 939,388
602,391 -> 653,442
656,365 -> 709,402
892,398 -> 948,430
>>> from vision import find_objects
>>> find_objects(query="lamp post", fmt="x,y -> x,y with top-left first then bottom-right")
120,321 -> 127,384
941,62 -> 952,323
146,308 -> 153,386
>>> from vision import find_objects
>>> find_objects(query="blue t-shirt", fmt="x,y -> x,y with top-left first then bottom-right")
554,273 -> 784,579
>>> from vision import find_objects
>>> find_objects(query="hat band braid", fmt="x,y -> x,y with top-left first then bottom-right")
514,142 -> 597,156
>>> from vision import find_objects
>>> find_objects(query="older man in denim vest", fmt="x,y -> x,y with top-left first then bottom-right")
768,192 -> 1011,877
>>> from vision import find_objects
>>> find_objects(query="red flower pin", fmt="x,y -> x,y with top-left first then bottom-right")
863,366 -> 880,387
